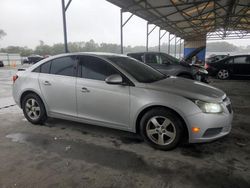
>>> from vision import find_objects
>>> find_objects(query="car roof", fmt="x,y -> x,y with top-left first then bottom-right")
128,52 -> 163,55
53,52 -> 127,58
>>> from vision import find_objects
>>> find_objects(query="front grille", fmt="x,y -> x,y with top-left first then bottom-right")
226,104 -> 232,113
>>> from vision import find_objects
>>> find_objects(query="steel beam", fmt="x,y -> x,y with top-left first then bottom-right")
174,36 -> 177,57
120,9 -> 123,54
146,23 -> 157,52
120,10 -> 134,54
168,34 -> 175,55
61,0 -> 69,53
159,29 -> 167,52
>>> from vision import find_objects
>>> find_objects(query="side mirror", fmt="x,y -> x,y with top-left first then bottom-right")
105,74 -> 123,85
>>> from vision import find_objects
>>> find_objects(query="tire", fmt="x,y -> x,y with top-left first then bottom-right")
21,93 -> 47,125
178,74 -> 193,79
217,69 -> 229,80
140,108 -> 183,150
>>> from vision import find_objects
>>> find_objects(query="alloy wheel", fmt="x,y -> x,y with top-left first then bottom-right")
218,69 -> 229,79
146,116 -> 176,145
25,98 -> 41,120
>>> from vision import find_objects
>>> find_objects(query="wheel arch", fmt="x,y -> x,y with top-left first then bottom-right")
20,90 -> 47,111
135,105 -> 189,142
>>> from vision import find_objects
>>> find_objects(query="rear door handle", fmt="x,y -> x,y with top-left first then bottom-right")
43,81 -> 51,86
81,87 -> 90,93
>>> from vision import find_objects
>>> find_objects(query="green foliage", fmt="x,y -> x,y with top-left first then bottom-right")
0,46 -> 33,56
0,39 -> 245,57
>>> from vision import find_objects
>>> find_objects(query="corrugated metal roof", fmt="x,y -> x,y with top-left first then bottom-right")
106,0 -> 250,39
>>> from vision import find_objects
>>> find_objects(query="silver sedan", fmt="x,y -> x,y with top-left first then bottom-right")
12,53 -> 233,150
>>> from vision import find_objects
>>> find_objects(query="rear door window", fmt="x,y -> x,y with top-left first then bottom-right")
234,56 -> 247,64
50,56 -> 76,77
145,54 -> 161,64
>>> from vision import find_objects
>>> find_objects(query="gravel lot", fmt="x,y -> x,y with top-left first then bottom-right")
0,66 -> 249,188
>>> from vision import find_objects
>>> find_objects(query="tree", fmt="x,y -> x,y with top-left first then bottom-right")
34,40 -> 52,56
0,29 -> 6,39
0,46 -> 33,56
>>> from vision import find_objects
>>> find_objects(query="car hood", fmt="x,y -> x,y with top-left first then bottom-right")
144,77 -> 225,103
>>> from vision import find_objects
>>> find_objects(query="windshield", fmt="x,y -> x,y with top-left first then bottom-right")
107,56 -> 167,83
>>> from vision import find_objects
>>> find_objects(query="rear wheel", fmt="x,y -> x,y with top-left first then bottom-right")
140,108 -> 183,150
22,93 -> 47,125
217,69 -> 229,79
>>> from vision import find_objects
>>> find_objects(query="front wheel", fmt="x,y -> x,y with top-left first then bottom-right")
140,108 -> 183,150
217,69 -> 229,79
22,93 -> 47,125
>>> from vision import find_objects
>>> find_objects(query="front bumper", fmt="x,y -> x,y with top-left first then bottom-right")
186,100 -> 233,143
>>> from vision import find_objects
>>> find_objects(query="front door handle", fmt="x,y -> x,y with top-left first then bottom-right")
43,81 -> 51,86
81,87 -> 90,93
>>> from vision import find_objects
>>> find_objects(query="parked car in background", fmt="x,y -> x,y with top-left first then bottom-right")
13,52 -> 232,150
205,55 -> 250,79
206,55 -> 228,64
23,55 -> 44,64
127,52 -> 209,83
0,60 -> 4,67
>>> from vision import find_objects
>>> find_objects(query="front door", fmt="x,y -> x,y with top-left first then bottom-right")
76,55 -> 130,128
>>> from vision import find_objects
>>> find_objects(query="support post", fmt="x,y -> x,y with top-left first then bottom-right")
174,36 -> 177,57
61,0 -> 69,53
146,23 -> 157,52
146,22 -> 149,52
120,9 -> 123,54
179,39 -> 182,59
168,33 -> 171,54
159,29 -> 167,52
120,10 -> 134,54
158,28 -> 161,52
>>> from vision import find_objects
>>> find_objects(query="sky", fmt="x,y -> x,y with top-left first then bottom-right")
0,0 -> 249,49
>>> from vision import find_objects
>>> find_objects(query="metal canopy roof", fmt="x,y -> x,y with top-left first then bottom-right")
106,0 -> 250,40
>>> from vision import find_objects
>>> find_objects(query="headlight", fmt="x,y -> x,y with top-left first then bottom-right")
194,100 -> 223,113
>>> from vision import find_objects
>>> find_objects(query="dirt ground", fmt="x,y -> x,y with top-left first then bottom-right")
0,66 -> 249,188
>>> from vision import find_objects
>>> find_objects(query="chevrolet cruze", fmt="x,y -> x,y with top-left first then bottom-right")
13,53 -> 233,150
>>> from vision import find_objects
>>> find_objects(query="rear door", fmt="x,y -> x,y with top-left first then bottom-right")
39,56 -> 77,117
232,56 -> 250,75
76,55 -> 130,128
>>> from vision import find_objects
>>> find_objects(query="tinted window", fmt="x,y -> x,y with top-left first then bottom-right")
145,54 -> 161,64
225,58 -> 233,64
80,56 -> 118,81
234,56 -> 248,64
50,57 -> 76,76
107,56 -> 166,83
40,61 -> 51,74
32,66 -> 41,73
128,54 -> 143,62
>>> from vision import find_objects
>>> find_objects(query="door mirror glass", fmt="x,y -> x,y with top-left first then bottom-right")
105,74 -> 123,85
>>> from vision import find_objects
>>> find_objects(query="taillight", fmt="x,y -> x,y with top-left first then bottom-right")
13,75 -> 18,83
204,63 -> 209,69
